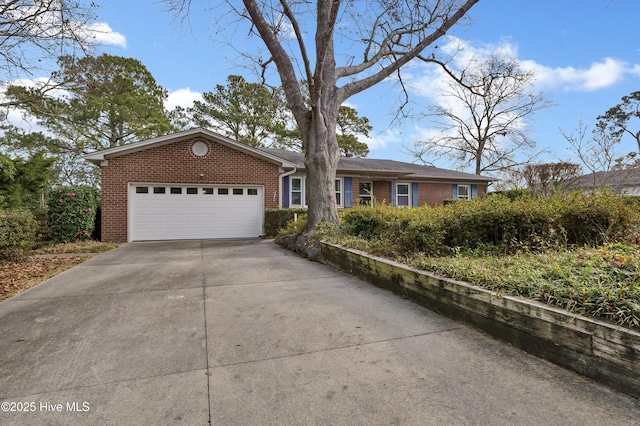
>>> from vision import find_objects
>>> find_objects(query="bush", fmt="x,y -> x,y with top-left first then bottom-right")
46,186 -> 97,243
556,189 -> 637,246
489,188 -> 532,201
0,209 -> 37,261
264,208 -> 308,237
439,194 -> 559,252
336,190 -> 640,256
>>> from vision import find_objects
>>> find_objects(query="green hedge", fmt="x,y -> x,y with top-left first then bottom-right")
264,208 -> 308,237
339,190 -> 640,255
46,186 -> 97,243
0,209 -> 37,261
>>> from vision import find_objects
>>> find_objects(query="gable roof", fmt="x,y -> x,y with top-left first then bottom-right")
260,148 -> 493,183
566,168 -> 640,191
84,128 -> 492,183
84,128 -> 297,168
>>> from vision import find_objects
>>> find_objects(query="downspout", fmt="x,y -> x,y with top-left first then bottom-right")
278,166 -> 297,208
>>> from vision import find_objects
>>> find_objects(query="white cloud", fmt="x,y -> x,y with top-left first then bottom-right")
364,128 -> 402,151
82,22 -> 127,48
524,57 -> 629,92
410,37 -> 639,99
165,87 -> 203,110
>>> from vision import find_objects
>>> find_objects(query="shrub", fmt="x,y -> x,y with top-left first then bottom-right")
489,188 -> 532,201
341,204 -> 403,240
556,189 -> 638,246
336,190 -> 640,256
276,213 -> 308,237
264,208 -> 308,237
0,209 -> 37,261
46,186 -> 97,243
439,194 -> 560,252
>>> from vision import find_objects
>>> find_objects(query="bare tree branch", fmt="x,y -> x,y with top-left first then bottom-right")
409,54 -> 553,175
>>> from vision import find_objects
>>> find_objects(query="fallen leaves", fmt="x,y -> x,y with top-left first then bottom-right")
0,241 -> 117,302
0,255 -> 91,301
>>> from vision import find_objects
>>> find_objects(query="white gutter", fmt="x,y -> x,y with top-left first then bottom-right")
278,166 -> 298,208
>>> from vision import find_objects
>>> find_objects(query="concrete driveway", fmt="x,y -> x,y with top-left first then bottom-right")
0,240 -> 638,425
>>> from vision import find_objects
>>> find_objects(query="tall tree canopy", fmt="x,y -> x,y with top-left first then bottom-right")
190,75 -> 371,156
5,54 -> 175,153
336,106 -> 371,158
166,0 -> 479,257
596,91 -> 640,153
410,55 -> 551,175
189,74 -> 293,148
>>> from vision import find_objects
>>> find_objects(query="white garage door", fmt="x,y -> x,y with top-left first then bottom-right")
130,184 -> 264,241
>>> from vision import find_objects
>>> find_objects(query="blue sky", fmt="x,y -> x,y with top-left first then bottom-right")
6,0 -> 640,175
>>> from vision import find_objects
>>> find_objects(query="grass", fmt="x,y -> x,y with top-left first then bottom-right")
316,226 -> 640,329
0,241 -> 118,302
409,245 -> 640,328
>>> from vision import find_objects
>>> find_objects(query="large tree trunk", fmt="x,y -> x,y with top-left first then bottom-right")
278,89 -> 340,261
279,105 -> 340,261
305,108 -> 340,229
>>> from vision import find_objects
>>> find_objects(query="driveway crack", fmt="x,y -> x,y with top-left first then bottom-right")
199,241 -> 212,425
211,326 -> 464,369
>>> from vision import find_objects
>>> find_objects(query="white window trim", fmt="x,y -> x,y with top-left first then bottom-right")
289,176 -> 344,208
457,184 -> 471,200
290,176 -> 305,207
396,182 -> 411,207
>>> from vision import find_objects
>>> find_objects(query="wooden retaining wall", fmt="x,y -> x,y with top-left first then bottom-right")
320,242 -> 640,398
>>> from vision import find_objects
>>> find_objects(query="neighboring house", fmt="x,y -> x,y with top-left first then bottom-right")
564,168 -> 640,196
85,128 -> 492,242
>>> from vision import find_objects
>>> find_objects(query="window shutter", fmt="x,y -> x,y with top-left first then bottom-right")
344,177 -> 352,207
390,181 -> 397,206
452,184 -> 458,199
412,183 -> 419,207
471,184 -> 477,198
283,176 -> 290,208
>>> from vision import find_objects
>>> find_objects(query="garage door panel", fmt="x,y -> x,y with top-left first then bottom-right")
134,215 -> 150,224
151,215 -> 167,224
131,185 -> 263,241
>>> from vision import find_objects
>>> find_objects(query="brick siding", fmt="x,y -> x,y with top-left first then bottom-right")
100,137 -> 281,242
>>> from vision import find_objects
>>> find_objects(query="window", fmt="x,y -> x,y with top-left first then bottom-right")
153,187 -> 166,194
203,188 -> 214,195
218,188 -> 229,195
170,187 -> 182,194
247,188 -> 258,195
186,187 -> 198,195
457,185 -> 470,200
291,177 -> 303,206
359,182 -> 373,206
135,186 -> 148,194
396,183 -> 410,207
289,176 -> 344,207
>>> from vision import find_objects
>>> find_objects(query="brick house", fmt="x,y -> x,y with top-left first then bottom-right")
85,128 -> 492,242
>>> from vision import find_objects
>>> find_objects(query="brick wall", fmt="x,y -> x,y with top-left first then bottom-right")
418,182 -> 488,207
419,183 -> 453,206
100,137 -> 281,242
372,181 -> 390,205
